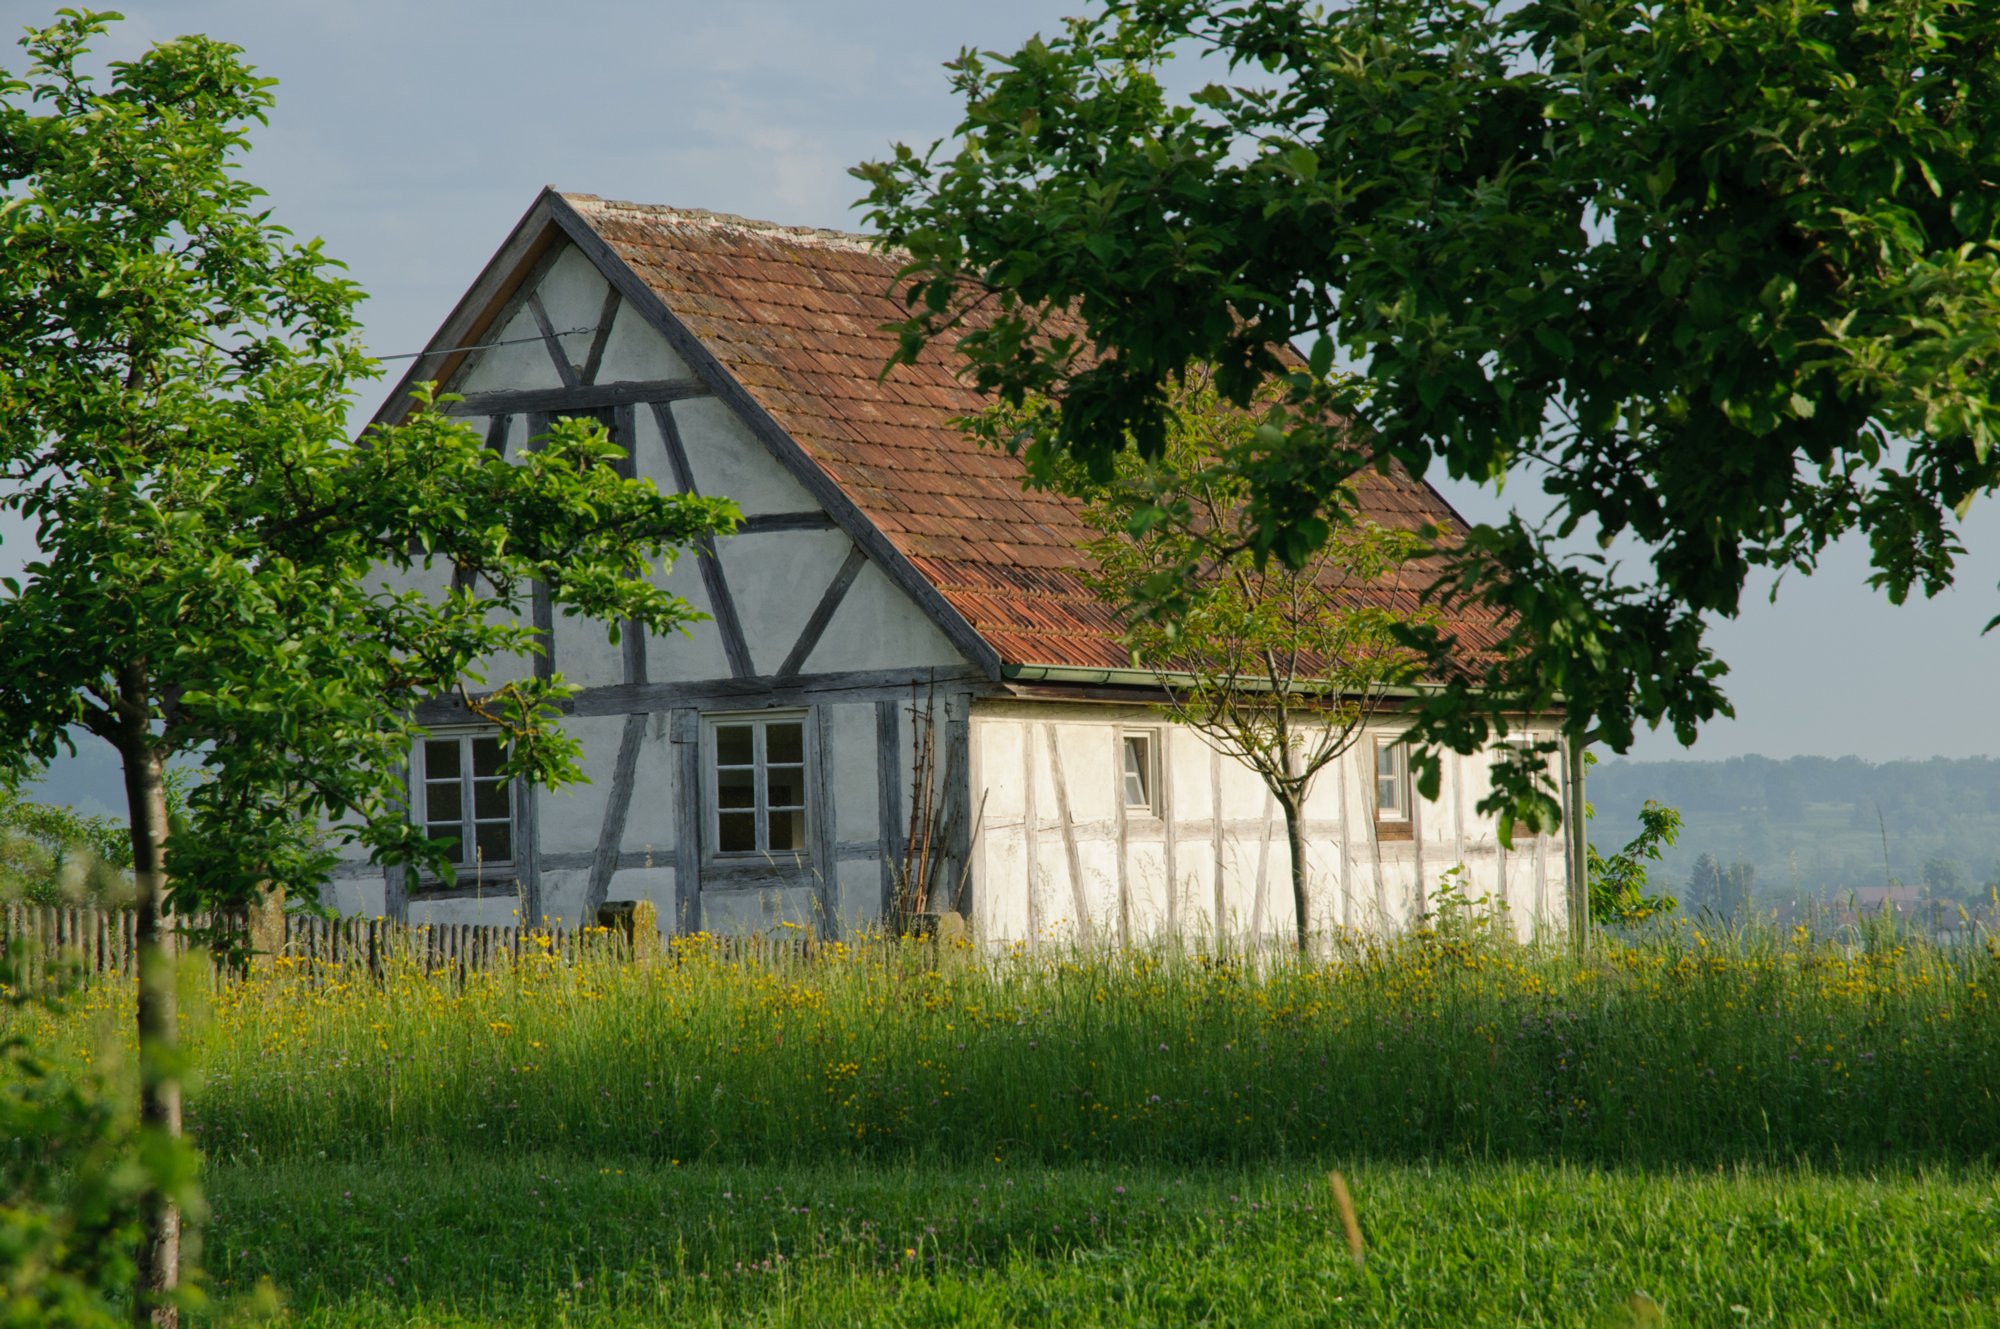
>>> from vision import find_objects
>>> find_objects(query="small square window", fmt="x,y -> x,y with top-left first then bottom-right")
416,732 -> 515,871
1121,732 -> 1159,815
706,714 -> 811,858
1374,739 -> 1410,823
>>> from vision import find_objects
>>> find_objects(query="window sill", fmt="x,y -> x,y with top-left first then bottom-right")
1374,819 -> 1414,843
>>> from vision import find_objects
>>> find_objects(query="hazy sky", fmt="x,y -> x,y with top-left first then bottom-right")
8,0 -> 1997,765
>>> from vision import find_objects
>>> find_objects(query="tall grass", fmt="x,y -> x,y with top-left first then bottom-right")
20,919 -> 2000,1168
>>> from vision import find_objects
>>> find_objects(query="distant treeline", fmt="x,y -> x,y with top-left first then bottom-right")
1588,754 -> 2000,905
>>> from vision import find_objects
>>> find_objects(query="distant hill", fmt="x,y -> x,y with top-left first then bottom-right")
1587,754 -> 2000,905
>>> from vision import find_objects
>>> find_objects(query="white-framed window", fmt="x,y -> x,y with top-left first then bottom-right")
1120,729 -> 1161,816
415,731 -> 516,869
1374,738 -> 1411,823
706,713 -> 810,857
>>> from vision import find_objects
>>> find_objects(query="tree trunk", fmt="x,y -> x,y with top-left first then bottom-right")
120,728 -> 180,1329
1282,796 -> 1309,955
1563,735 -> 1589,956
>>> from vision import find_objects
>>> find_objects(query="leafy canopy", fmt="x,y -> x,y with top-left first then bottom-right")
1059,371 -> 1433,804
0,785 -> 133,905
0,11 -> 736,913
1052,368 -> 1434,944
857,0 -> 2000,828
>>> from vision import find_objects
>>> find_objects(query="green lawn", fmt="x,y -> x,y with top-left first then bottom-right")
203,1154 -> 2000,1327
17,927 -> 2000,1324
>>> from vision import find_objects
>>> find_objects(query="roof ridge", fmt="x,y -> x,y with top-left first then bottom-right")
561,191 -> 889,257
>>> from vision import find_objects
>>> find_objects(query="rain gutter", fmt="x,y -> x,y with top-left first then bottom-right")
998,662 -> 1449,700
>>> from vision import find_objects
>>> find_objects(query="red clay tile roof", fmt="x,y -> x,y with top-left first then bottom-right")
565,194 -> 1505,673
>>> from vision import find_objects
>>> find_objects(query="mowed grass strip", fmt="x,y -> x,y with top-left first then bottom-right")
202,1154 -> 2000,1327
131,926 -> 2000,1167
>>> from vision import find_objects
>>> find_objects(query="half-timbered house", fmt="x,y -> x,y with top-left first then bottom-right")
328,190 -> 1577,945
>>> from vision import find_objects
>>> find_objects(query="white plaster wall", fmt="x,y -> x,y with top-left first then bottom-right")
645,550 -> 735,681
620,716 -> 679,857
969,716 -> 1024,946
536,715 -> 626,855
601,866 -> 676,923
803,563 -> 970,675
409,892 -> 526,929
456,303 -> 565,395
627,400 -> 681,493
414,234 -> 972,710
531,247 -> 612,367
701,885 -> 821,934
1166,731 -> 1219,941
828,703 -> 880,844
969,700 -> 1569,947
550,610 -> 626,690
835,858 -> 883,938
719,529 -> 855,673
327,877 -> 386,917
592,297 -> 694,383
538,868 -> 589,928
673,397 -> 817,511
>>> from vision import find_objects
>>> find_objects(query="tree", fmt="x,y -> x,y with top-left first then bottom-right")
1055,371 -> 1431,950
1586,793 -> 1682,928
0,785 -> 133,905
1686,853 -> 1724,915
1720,862 -> 1756,920
1,951 -> 153,1329
855,0 -> 2000,832
1576,752 -> 1688,928
0,15 -> 732,1322
1922,855 -> 1967,903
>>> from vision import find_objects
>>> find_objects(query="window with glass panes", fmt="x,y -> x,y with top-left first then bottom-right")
418,733 -> 514,867
1374,739 -> 1410,822
1120,731 -> 1159,815
709,715 -> 808,856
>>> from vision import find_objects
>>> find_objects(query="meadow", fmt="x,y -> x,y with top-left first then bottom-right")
11,919 -> 2000,1324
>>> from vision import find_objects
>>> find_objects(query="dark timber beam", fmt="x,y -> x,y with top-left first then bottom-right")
546,192 -> 1001,682
671,708 -> 700,933
412,666 -> 990,725
578,286 -> 622,386
875,698 -> 903,921
445,379 -> 709,417
776,543 -> 866,678
526,292 -> 581,387
941,693 -> 974,918
812,704 -> 838,939
585,715 -> 646,917
651,400 -> 754,679
526,413 -> 555,685
735,511 -> 836,534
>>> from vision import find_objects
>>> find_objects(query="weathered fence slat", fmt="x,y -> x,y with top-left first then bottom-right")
0,901 -> 814,988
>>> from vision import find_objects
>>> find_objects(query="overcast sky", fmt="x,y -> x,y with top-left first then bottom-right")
8,0 -> 1998,767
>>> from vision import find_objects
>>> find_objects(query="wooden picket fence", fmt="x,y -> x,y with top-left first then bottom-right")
0,901 -> 152,987
1,901 -> 819,988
